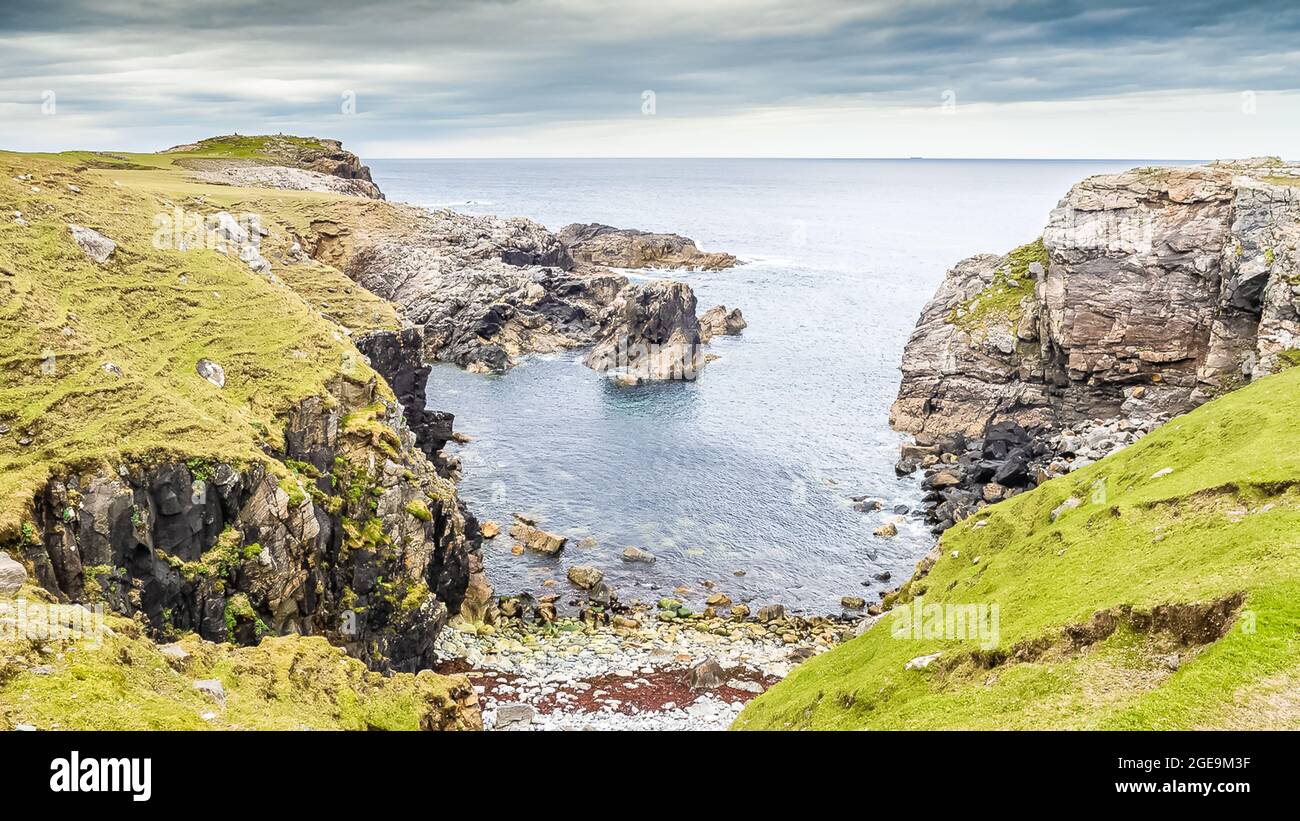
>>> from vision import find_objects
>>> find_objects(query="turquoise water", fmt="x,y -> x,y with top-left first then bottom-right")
370,158 -> 1147,614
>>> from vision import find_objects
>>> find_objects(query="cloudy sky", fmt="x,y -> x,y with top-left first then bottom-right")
1,0 -> 1297,158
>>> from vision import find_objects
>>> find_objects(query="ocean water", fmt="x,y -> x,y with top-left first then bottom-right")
370,158 -> 1149,614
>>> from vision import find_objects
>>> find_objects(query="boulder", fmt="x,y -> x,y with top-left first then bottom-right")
566,565 -> 603,590
494,703 -> 536,729
0,551 -> 27,596
196,359 -> 226,388
480,520 -> 500,539
621,546 -> 657,563
193,678 -> 226,707
68,224 -> 116,264
687,658 -> 726,690
698,305 -> 748,342
509,522 -> 566,556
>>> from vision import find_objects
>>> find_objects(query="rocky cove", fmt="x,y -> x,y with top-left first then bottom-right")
7,138 -> 1294,732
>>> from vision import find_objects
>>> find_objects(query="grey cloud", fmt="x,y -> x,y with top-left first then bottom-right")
1,0 -> 1298,149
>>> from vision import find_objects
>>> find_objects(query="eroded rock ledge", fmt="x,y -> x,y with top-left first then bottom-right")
892,159 -> 1300,531
558,223 -> 739,271
168,135 -> 385,199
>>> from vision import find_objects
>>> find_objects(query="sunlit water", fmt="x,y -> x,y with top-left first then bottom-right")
370,158 -> 1149,614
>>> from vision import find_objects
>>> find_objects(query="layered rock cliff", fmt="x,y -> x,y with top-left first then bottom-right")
167,134 -> 386,199
890,159 -> 1300,529
893,159 -> 1300,441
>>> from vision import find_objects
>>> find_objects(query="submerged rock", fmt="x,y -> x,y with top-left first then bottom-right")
510,521 -> 566,556
566,565 -> 604,590
621,545 -> 657,563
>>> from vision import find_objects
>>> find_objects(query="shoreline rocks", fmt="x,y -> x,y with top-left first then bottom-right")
558,223 -> 739,271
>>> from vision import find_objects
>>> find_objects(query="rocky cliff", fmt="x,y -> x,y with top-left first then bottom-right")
0,139 -> 487,682
292,201 -> 745,378
894,159 -> 1300,440
891,159 -> 1300,530
167,134 -> 386,199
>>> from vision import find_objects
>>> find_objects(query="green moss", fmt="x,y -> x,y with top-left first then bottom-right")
737,365 -> 1300,730
1278,349 -> 1300,370
0,606 -> 476,730
404,500 -> 432,522
946,238 -> 1047,334
278,475 -> 307,508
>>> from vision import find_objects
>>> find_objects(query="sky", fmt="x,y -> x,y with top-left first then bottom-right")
1,0 -> 1298,159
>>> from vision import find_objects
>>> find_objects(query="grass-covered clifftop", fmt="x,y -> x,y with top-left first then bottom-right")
737,364 -> 1300,729
0,140 -> 398,541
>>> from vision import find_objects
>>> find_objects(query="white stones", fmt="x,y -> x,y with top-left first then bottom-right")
1151,467 -> 1175,479
192,678 -> 226,707
67,224 -> 116,264
905,652 -> 942,671
196,359 -> 226,389
101,362 -> 123,379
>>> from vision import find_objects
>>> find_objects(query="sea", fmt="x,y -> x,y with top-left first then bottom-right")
369,157 -> 1156,614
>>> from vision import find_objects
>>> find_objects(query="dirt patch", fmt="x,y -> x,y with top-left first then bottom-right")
438,660 -> 776,716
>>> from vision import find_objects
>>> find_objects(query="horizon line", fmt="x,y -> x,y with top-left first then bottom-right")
363,155 -> 1214,163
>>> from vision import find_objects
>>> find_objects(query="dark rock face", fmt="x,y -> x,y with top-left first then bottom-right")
585,281 -> 710,383
356,327 -> 452,458
22,377 -> 484,673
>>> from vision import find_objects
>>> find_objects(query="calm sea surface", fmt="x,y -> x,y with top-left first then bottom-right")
369,158 -> 1155,614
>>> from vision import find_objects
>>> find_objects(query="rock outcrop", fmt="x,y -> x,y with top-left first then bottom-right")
895,160 -> 1300,442
20,372 -> 486,673
558,223 -> 739,271
892,159 -> 1300,531
585,281 -> 710,383
698,305 -> 747,342
303,201 -> 741,379
168,135 -> 385,199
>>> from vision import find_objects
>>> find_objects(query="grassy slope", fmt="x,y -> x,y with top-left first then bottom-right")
0,586 -> 475,730
0,137 -> 477,729
0,140 -> 397,540
736,365 -> 1300,729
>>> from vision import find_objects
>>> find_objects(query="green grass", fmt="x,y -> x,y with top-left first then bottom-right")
0,148 -> 397,540
0,591 -> 476,730
736,365 -> 1300,730
946,238 -> 1046,333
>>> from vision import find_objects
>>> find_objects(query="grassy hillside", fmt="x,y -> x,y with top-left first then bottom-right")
0,584 -> 478,730
0,142 -> 398,540
736,364 -> 1300,729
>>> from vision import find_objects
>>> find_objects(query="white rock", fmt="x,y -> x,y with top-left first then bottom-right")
67,224 -> 116,264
